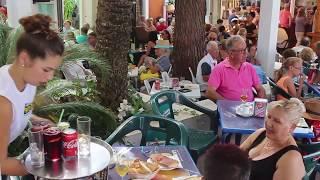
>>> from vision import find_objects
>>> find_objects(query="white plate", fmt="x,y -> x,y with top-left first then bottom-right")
147,153 -> 183,171
235,103 -> 254,117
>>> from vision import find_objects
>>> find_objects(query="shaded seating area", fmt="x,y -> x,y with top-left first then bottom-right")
150,90 -> 218,160
106,114 -> 188,146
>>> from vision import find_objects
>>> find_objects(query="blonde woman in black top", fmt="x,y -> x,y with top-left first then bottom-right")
241,98 -> 306,180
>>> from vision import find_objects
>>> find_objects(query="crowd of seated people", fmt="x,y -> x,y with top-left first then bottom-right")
61,21 -> 97,50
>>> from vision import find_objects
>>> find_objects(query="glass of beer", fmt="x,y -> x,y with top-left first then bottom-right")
115,154 -> 129,179
240,88 -> 249,103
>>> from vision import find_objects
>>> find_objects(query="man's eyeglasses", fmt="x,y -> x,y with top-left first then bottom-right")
230,48 -> 247,53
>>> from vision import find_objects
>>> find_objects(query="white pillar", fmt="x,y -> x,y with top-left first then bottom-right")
7,0 -> 33,28
79,0 -> 98,28
214,0 -> 222,24
256,0 -> 281,77
205,0 -> 211,24
290,0 -> 295,17
142,0 -> 149,18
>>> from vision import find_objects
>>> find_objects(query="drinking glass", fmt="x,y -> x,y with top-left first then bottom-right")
115,154 -> 129,179
240,88 -> 249,103
28,129 -> 45,167
77,116 -> 91,157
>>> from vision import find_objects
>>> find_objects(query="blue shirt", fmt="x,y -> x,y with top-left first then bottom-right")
253,65 -> 267,84
156,56 -> 171,72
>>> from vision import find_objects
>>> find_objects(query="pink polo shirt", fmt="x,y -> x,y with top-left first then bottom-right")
208,59 -> 260,101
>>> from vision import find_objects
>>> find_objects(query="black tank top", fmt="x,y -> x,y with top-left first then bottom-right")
248,130 -> 301,180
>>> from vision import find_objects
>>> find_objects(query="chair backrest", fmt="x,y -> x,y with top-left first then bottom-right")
303,151 -> 320,179
143,79 -> 152,94
150,90 -> 219,131
105,115 -> 188,146
161,71 -> 170,84
266,76 -> 292,100
150,90 -> 176,119
168,65 -> 172,76
188,67 -> 197,84
299,141 -> 320,155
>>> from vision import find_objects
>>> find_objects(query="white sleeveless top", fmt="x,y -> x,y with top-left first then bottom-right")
196,53 -> 217,84
0,65 -> 36,143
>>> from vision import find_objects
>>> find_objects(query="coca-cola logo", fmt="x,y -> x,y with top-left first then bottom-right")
63,139 -> 78,149
256,102 -> 263,108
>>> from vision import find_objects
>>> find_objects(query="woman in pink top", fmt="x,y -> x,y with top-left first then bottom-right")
279,3 -> 292,31
275,57 -> 305,100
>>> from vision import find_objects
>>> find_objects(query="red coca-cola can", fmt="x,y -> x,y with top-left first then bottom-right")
43,127 -> 62,162
155,80 -> 160,90
62,128 -> 78,160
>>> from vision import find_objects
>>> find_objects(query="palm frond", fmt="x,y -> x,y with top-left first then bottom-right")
5,26 -> 23,64
35,79 -> 99,108
34,101 -> 117,139
64,0 -> 77,21
36,79 -> 75,102
0,23 -> 12,66
63,44 -> 110,85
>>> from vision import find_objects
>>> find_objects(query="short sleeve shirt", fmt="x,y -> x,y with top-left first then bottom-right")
208,59 -> 261,101
156,55 -> 171,72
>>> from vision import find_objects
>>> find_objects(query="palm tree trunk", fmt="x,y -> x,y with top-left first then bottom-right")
96,0 -> 132,111
172,0 -> 206,80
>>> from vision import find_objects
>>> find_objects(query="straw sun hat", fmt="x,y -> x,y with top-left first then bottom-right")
303,98 -> 320,121
154,40 -> 173,49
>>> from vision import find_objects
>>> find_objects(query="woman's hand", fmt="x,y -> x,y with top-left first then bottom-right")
298,73 -> 305,85
31,114 -> 56,127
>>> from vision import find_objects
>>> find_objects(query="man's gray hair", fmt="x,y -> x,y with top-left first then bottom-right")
226,35 -> 246,50
206,41 -> 219,51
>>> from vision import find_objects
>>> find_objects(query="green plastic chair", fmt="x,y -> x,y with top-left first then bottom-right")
299,141 -> 320,155
105,115 -> 188,146
150,90 -> 218,160
303,151 -> 320,180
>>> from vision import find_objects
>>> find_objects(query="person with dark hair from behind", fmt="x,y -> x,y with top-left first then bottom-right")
203,144 -> 250,180
292,36 -> 311,55
245,12 -> 257,43
216,18 -> 224,29
76,26 -> 89,44
138,31 -> 158,67
218,25 -> 230,41
282,48 -> 297,60
0,14 -> 64,178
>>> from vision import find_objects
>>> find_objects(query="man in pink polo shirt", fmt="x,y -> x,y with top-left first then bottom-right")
206,35 -> 266,101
